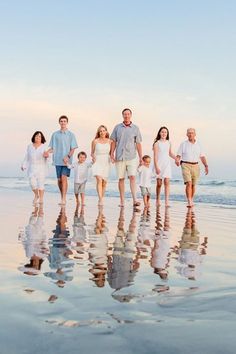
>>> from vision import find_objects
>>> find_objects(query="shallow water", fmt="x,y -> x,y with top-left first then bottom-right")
0,190 -> 236,354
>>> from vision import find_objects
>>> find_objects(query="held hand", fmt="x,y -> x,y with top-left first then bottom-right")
156,167 -> 161,175
43,151 -> 49,158
205,166 -> 209,175
63,156 -> 69,165
139,159 -> 143,167
110,155 -> 115,164
21,166 -> 25,171
175,158 -> 180,166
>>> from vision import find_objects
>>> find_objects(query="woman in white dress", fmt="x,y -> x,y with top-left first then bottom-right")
21,131 -> 48,204
91,125 -> 111,206
153,127 -> 176,207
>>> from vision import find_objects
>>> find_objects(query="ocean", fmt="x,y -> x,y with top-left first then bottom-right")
1,176 -> 236,207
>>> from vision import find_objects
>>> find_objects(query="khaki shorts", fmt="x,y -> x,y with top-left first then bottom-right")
74,182 -> 86,194
181,163 -> 200,185
116,158 -> 137,179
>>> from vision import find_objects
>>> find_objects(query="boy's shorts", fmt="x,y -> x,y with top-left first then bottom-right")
55,165 -> 71,178
140,186 -> 151,196
74,182 -> 86,194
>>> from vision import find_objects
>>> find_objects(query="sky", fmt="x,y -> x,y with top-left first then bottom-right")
0,0 -> 235,178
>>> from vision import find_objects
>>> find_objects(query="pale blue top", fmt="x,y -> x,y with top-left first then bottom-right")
49,130 -> 78,166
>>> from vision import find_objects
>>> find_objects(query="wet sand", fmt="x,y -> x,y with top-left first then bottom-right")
0,189 -> 236,354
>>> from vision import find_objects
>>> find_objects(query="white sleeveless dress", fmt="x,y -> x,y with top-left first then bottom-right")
92,142 -> 111,179
154,140 -> 171,178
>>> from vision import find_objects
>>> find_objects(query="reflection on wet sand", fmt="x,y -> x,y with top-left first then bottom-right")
18,205 -> 48,276
44,207 -> 74,287
107,208 -> 140,293
151,207 -> 171,283
175,208 -> 208,280
72,206 -> 89,261
88,206 -> 109,287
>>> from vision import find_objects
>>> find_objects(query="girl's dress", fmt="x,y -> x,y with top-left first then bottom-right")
92,142 -> 111,179
154,140 -> 171,178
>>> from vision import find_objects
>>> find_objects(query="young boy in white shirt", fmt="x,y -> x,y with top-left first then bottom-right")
68,151 -> 92,206
138,155 -> 153,208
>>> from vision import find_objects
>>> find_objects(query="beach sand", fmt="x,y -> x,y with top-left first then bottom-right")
0,188 -> 236,354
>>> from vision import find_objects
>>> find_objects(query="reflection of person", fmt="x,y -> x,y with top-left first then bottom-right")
18,205 -> 48,276
175,208 -> 208,280
107,208 -> 140,290
151,206 -> 171,280
175,128 -> 209,207
91,125 -> 111,206
138,155 -> 152,209
71,207 -> 89,262
88,206 -> 108,287
68,151 -> 92,207
21,131 -> 48,204
153,127 -> 176,207
44,207 -> 74,287
44,115 -> 78,205
110,108 -> 142,209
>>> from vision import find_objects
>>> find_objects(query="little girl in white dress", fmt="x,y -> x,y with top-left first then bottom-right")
91,125 -> 111,206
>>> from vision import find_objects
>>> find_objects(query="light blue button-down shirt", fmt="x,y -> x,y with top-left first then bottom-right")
49,130 -> 78,166
110,122 -> 142,161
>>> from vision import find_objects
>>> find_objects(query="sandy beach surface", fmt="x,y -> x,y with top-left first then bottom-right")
0,188 -> 236,354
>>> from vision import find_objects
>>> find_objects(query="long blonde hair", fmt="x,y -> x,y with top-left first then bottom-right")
95,125 -> 109,139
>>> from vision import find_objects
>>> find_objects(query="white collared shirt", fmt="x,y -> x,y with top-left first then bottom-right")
177,140 -> 204,163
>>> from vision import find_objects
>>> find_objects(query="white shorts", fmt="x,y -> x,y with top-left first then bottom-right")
29,173 -> 45,190
116,158 -> 137,179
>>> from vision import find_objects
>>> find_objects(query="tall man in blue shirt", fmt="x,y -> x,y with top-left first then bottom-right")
44,116 -> 78,205
110,108 -> 142,209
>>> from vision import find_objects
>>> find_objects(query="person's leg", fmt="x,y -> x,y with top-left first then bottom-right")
80,193 -> 85,205
61,175 -> 68,204
32,189 -> 39,204
156,178 -> 162,206
102,179 -> 107,197
96,176 -> 103,205
147,193 -> 151,208
75,193 -> 79,205
143,194 -> 148,208
191,184 -> 196,202
185,182 -> 193,207
118,178 -> 125,206
129,175 -> 137,204
30,176 -> 39,204
38,189 -> 44,203
164,178 -> 170,207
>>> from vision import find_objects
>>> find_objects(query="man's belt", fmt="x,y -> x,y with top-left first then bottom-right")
181,161 -> 198,165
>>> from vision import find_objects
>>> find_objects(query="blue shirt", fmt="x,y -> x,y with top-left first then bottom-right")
110,122 -> 142,161
49,130 -> 78,166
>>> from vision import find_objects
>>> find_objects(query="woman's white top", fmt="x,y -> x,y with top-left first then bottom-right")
22,144 -> 48,177
154,140 -> 171,178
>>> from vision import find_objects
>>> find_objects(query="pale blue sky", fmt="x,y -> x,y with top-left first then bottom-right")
1,0 -> 235,178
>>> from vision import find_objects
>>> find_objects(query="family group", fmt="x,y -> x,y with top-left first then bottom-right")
21,108 -> 209,209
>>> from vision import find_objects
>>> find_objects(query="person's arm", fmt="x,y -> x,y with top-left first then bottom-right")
21,146 -> 29,171
175,143 -> 182,166
63,148 -> 76,165
169,143 -> 176,160
110,140 -> 116,163
44,133 -> 54,158
91,139 -> 96,163
153,143 -> 161,174
136,143 -> 143,165
200,156 -> 209,175
136,127 -> 143,165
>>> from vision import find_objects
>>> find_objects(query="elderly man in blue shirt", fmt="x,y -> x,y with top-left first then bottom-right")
45,116 -> 78,205
110,108 -> 142,210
